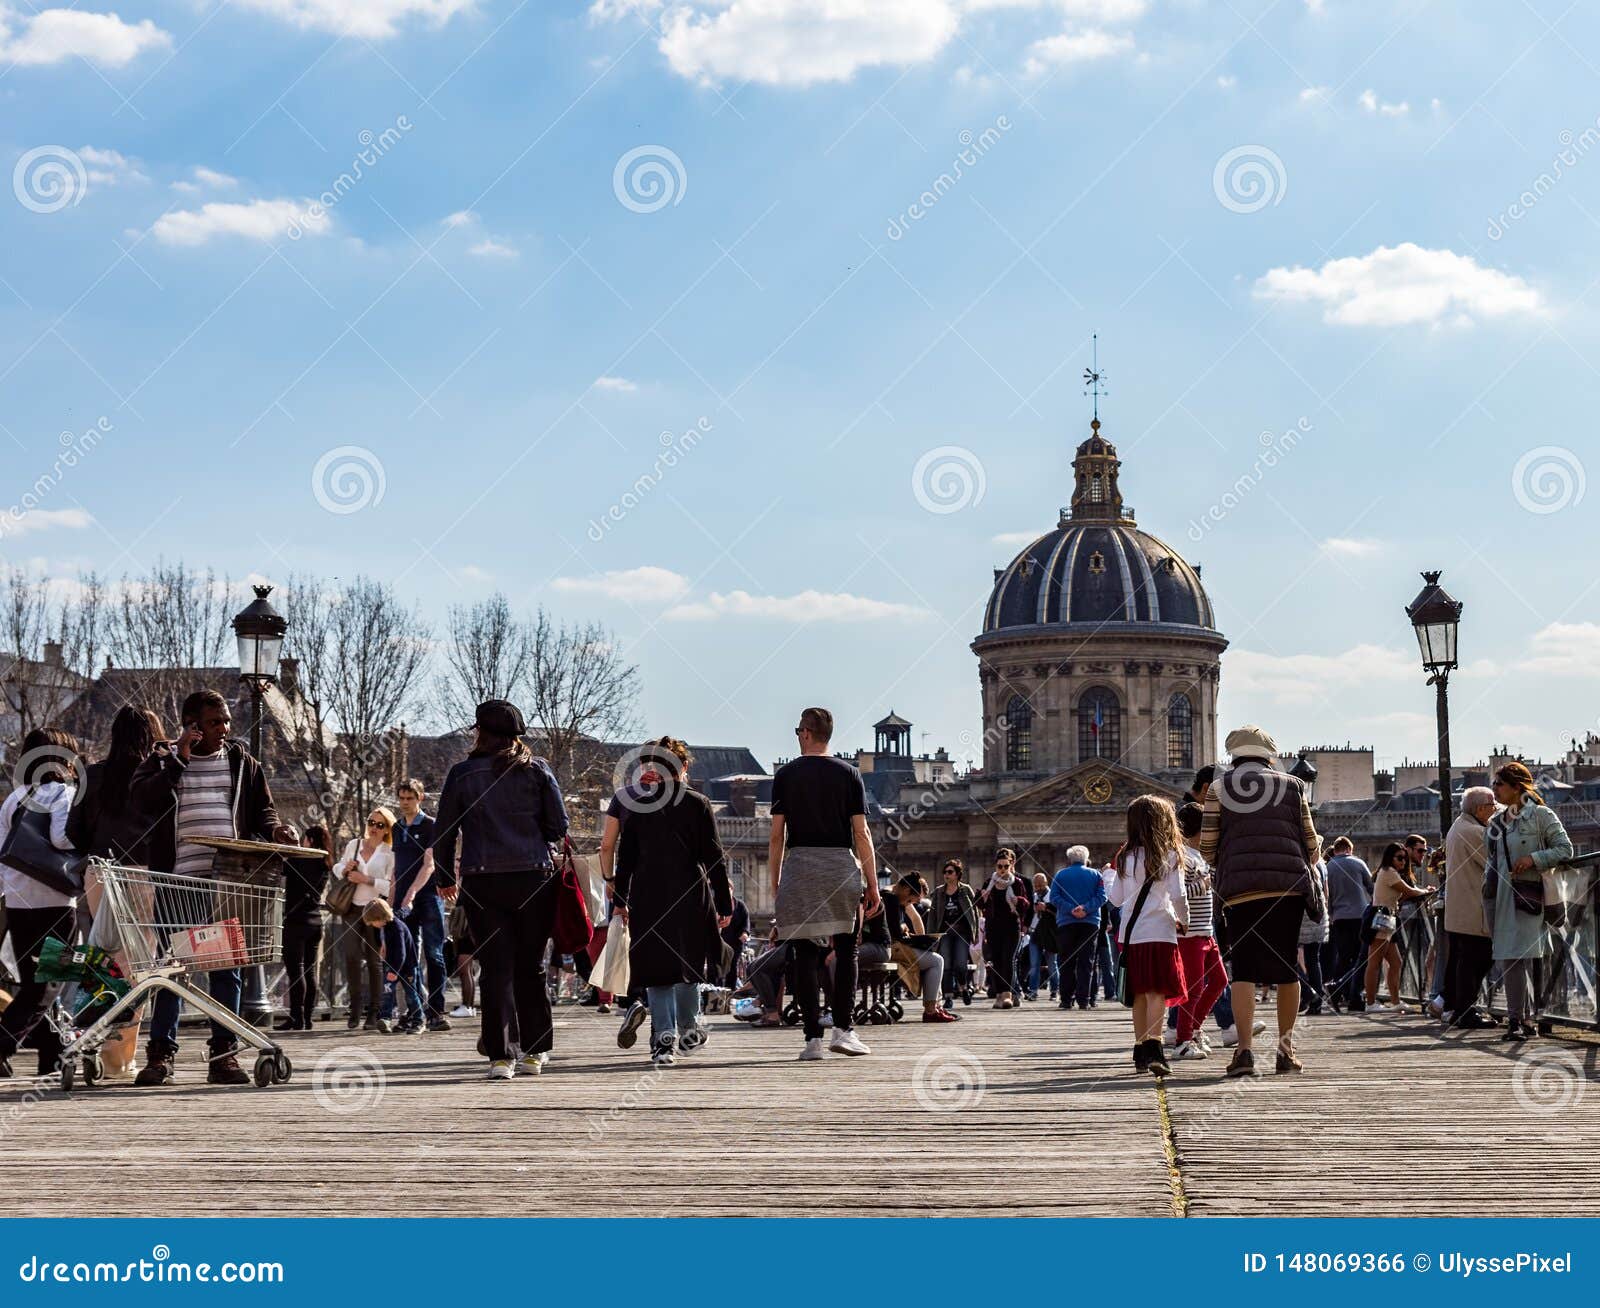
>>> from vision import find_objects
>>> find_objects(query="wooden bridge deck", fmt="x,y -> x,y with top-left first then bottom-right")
3,1002 -> 1596,1217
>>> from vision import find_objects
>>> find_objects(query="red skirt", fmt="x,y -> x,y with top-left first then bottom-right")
1123,940 -> 1187,1004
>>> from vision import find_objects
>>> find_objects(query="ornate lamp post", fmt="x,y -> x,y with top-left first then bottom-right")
1289,755 -> 1318,804
232,584 -> 287,764
1405,571 -> 1464,842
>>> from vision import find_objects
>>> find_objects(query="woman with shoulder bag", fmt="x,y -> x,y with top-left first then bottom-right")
0,727 -> 84,1079
431,700 -> 570,1081
1362,842 -> 1435,1012
333,808 -> 396,1032
1484,761 -> 1573,1042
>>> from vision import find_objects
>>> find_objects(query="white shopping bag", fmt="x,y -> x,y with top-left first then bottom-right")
590,919 -> 630,995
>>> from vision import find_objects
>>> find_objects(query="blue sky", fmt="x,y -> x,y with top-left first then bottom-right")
2,0 -> 1596,771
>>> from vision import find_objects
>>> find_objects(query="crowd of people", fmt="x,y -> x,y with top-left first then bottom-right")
0,694 -> 1580,1086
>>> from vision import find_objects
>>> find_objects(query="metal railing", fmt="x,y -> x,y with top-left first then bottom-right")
1397,873 -> 1598,1031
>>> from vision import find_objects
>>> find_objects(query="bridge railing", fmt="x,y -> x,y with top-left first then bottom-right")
1397,868 -> 1598,1030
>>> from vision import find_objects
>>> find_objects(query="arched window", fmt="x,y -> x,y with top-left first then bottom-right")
1077,687 -> 1121,763
1167,693 -> 1194,770
1005,694 -> 1033,771
1089,473 -> 1105,503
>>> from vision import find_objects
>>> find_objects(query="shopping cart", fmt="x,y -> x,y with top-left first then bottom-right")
55,859 -> 292,1091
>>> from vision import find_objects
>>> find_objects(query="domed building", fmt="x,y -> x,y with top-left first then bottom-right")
884,415 -> 1229,878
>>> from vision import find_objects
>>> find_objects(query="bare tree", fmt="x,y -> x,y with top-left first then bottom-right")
323,577 -> 431,819
435,592 -> 535,730
525,608 -> 640,795
278,572 -> 346,828
106,561 -> 235,730
0,567 -> 106,749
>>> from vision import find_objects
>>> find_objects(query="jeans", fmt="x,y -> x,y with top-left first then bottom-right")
0,906 -> 75,1070
1096,909 -> 1118,998
409,895 -> 449,1020
1429,926 -> 1450,1001
935,934 -> 972,998
150,966 -> 241,1056
646,981 -> 701,1044
1297,940 -> 1326,1011
463,871 -> 557,1061
792,931 -> 858,1040
381,932 -> 425,1024
985,922 -> 1019,996
1027,941 -> 1058,997
281,921 -> 323,1024
1056,921 -> 1099,1007
1326,918 -> 1366,1006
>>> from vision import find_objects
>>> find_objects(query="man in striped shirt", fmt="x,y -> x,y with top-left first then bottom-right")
131,690 -> 293,1087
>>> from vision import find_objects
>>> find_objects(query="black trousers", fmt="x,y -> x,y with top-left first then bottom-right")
0,905 -> 75,1071
282,921 -> 324,1024
1444,931 -> 1493,1017
1326,919 -> 1365,1005
986,922 -> 1020,996
1056,921 -> 1099,1007
792,932 -> 858,1041
462,872 -> 556,1061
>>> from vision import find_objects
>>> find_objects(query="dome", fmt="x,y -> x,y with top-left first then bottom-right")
984,521 -> 1214,632
981,419 -> 1216,635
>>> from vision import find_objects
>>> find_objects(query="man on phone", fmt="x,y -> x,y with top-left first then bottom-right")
129,689 -> 295,1087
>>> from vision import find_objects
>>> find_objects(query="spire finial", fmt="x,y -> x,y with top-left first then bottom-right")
1083,332 -> 1106,422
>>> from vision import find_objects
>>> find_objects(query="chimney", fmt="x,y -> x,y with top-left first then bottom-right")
42,640 -> 63,667
1375,771 -> 1394,802
279,656 -> 299,697
729,777 -> 756,818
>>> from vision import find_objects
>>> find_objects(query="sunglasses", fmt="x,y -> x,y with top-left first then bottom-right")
367,819 -> 389,829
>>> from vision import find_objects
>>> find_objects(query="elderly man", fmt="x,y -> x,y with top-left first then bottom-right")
1200,725 -> 1322,1078
1442,786 -> 1499,1030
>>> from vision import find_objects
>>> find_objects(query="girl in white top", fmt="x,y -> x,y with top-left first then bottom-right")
1103,795 -> 1191,1078
337,807 -> 396,907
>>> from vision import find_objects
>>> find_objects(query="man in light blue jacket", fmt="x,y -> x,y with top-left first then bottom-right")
1048,846 -> 1107,1011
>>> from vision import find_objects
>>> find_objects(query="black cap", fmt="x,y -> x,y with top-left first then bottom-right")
475,699 -> 526,738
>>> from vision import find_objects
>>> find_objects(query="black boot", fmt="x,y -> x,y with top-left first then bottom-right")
1145,1039 -> 1172,1077
1133,1039 -> 1152,1072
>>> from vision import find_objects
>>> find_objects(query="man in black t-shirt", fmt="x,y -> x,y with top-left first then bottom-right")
769,706 -> 880,1061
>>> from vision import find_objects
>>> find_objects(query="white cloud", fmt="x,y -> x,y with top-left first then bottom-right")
1524,623 -> 1600,677
1023,26 -> 1132,74
664,589 -> 932,623
441,209 -> 476,228
151,198 -> 330,247
78,146 -> 146,186
1226,644 -> 1414,705
468,236 -> 517,258
603,0 -> 963,86
1298,85 -> 1329,103
553,566 -> 691,605
0,507 -> 93,539
172,165 -> 238,193
1216,74 -> 1236,89
0,7 -> 169,67
231,0 -> 472,39
592,375 -> 637,392
1253,243 -> 1545,327
1321,536 -> 1382,558
1359,88 -> 1409,116
991,530 -> 1038,548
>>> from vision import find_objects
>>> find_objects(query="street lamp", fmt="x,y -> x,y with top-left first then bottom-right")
1289,755 -> 1318,804
232,583 -> 287,764
1405,570 -> 1463,841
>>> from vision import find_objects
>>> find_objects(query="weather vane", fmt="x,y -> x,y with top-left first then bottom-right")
1083,332 -> 1106,422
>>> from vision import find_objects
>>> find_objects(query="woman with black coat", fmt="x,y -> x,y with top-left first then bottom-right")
277,824 -> 332,1031
67,706 -> 164,864
431,699 -> 570,1081
613,737 -> 732,1067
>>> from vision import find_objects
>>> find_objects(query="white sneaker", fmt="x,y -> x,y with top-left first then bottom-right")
1162,1028 -> 1177,1047
450,1004 -> 476,1018
1175,1040 -> 1207,1060
829,1028 -> 871,1057
679,1025 -> 708,1054
1218,1024 -> 1241,1047
1251,1020 -> 1267,1035
1197,1031 -> 1214,1054
1367,1002 -> 1390,1013
799,1038 -> 827,1061
1428,995 -> 1445,1018
520,1051 -> 549,1076
487,1060 -> 515,1081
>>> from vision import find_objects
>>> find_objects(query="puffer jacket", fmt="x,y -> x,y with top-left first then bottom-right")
1207,760 -> 1322,912
431,752 -> 570,883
